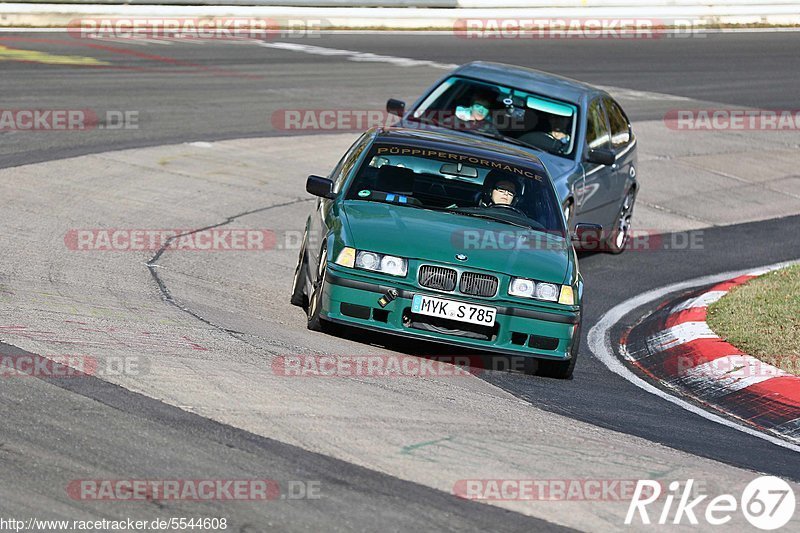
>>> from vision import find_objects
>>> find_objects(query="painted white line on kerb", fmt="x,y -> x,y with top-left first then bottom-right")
643,321 -> 718,356
588,259 -> 800,453
671,290 -> 727,313
683,355 -> 786,397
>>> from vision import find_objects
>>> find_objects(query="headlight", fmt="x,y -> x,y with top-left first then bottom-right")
353,250 -> 407,277
509,277 -> 535,298
356,251 -> 380,270
535,282 -> 559,302
509,278 -> 573,304
380,255 -> 407,276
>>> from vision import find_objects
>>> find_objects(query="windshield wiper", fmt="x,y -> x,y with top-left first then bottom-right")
451,209 -> 534,230
355,198 -> 447,213
409,113 -> 563,155
407,114 -> 534,148
474,130 -> 530,148
469,129 -> 571,157
457,129 -> 542,152
405,114 -> 439,127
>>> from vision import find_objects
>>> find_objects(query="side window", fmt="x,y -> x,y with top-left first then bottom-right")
330,133 -> 370,193
586,99 -> 611,151
604,97 -> 631,149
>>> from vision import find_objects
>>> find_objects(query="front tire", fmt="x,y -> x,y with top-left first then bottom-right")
536,323 -> 581,379
290,230 -> 309,307
522,358 -> 538,376
307,244 -> 328,332
536,354 -> 577,379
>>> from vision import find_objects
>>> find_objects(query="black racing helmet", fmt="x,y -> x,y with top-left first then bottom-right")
481,170 -> 524,207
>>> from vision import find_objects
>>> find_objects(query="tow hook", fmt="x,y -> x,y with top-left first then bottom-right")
378,288 -> 398,308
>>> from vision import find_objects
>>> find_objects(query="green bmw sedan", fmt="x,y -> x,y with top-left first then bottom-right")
291,127 -> 600,379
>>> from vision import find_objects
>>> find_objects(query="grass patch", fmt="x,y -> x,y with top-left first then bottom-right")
707,265 -> 800,375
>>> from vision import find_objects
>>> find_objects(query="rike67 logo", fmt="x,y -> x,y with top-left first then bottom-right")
626,477 -> 795,529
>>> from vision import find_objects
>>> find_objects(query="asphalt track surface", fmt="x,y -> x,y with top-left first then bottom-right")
2,31 -> 800,168
1,31 -> 800,530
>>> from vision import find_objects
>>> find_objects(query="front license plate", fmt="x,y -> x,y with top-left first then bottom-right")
411,294 -> 496,327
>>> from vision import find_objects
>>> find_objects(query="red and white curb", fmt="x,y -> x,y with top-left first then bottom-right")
621,268 -> 800,444
587,260 -> 800,452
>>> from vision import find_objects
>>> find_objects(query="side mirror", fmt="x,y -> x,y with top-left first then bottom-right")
586,148 -> 616,166
306,175 -> 336,199
571,223 -> 604,248
386,98 -> 406,117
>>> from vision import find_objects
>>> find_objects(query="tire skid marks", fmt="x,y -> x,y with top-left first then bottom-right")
669,290 -> 727,313
680,355 -> 785,398
643,321 -> 718,356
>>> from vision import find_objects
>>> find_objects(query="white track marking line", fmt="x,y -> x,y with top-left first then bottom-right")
748,266 -> 782,276
87,36 -> 152,46
588,259 -> 800,453
258,41 -> 692,102
259,41 -> 458,69
86,36 -> 184,46
138,38 -> 174,46
595,85 -> 691,102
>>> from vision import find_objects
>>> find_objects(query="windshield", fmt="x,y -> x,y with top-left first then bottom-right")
344,144 -> 566,236
408,76 -> 578,158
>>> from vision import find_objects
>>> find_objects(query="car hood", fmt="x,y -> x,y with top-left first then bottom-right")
341,201 -> 570,284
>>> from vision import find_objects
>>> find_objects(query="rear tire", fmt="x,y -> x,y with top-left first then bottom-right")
606,189 -> 635,254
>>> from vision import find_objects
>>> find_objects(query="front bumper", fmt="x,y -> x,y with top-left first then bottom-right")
321,266 -> 580,361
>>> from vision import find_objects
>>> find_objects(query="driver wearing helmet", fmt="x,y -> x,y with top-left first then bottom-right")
454,88 -> 500,135
480,171 -> 520,208
549,115 -> 571,143
488,179 -> 518,206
